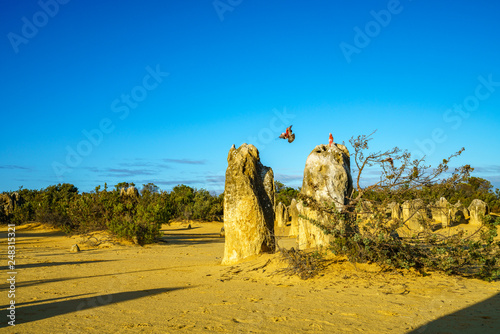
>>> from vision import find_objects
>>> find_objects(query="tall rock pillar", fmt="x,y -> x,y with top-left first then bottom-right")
298,143 -> 353,249
222,144 -> 275,265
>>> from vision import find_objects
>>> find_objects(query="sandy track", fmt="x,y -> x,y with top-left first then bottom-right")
1,222 -> 499,333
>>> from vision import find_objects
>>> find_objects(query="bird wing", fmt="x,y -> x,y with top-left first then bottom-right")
288,133 -> 295,143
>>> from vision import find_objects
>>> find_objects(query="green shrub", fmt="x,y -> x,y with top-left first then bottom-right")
275,181 -> 299,207
67,184 -> 169,244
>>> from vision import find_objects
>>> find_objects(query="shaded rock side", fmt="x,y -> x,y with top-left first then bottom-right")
450,200 -> 468,225
126,186 -> 139,197
70,244 -> 81,253
222,144 -> 275,265
120,186 -> 139,197
0,192 -> 20,216
298,144 -> 353,250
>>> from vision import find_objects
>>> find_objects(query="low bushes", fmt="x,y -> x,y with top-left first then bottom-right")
2,182 -> 222,245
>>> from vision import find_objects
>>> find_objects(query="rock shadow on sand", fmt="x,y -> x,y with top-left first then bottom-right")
160,230 -> 225,246
1,287 -> 192,328
0,259 -> 115,271
0,266 -> 166,291
409,292 -> 500,334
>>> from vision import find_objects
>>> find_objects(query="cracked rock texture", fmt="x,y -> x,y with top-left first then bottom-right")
222,144 -> 275,265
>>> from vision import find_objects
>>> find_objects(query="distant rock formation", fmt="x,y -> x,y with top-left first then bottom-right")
119,186 -> 139,197
357,200 -> 374,222
450,201 -> 468,225
402,199 -> 426,232
430,197 -> 451,227
0,194 -> 12,216
222,144 -> 275,265
297,143 -> 353,250
389,202 -> 402,221
127,186 -> 139,197
288,199 -> 299,237
468,199 -> 489,226
0,192 -> 20,217
275,202 -> 288,228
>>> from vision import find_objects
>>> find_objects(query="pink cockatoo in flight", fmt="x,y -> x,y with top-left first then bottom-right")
279,125 -> 295,143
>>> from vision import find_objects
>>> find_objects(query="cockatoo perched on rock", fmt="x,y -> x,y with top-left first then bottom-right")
279,125 -> 295,143
381,157 -> 394,168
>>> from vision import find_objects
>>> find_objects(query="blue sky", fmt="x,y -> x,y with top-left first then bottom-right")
1,0 -> 500,194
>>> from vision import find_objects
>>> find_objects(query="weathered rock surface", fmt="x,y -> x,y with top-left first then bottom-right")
70,244 -> 81,253
402,199 -> 427,232
297,144 -> 353,250
275,202 -> 288,228
468,199 -> 489,226
450,201 -> 468,225
430,197 -> 451,227
127,186 -> 139,197
222,144 -> 275,265
119,186 -> 139,197
288,199 -> 299,237
0,192 -> 19,217
389,202 -> 402,221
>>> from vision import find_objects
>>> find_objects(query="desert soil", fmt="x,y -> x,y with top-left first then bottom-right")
1,221 -> 499,334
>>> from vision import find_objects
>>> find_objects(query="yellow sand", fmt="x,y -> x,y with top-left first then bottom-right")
1,221 -> 499,333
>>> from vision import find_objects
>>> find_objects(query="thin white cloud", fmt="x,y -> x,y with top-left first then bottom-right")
0,164 -> 30,170
163,158 -> 207,165
275,173 -> 303,182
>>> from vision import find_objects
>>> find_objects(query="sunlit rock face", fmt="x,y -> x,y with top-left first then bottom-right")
298,144 -> 353,250
288,199 -> 299,237
430,197 -> 452,227
389,202 -> 402,221
402,199 -> 427,232
468,199 -> 489,226
222,144 -> 275,265
275,202 -> 288,228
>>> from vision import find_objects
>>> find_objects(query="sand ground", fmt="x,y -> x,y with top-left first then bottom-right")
1,221 -> 499,333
